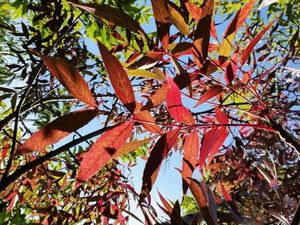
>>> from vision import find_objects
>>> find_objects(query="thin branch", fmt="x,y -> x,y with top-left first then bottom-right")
0,124 -> 117,192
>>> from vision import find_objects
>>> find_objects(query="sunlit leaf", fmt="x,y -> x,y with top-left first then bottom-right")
41,56 -> 97,107
134,103 -> 162,134
194,85 -> 224,108
181,107 -> 195,125
189,180 -> 218,225
215,106 -> 229,124
141,128 -> 180,199
182,130 -> 199,195
240,15 -> 279,66
150,0 -> 171,48
199,126 -> 227,169
98,41 -> 136,113
126,69 -> 165,81
168,2 -> 190,36
18,109 -> 99,154
219,0 -> 256,64
76,121 -> 134,184
127,51 -> 163,70
184,1 -> 202,22
142,84 -> 170,110
69,2 -> 147,37
192,0 -> 214,68
117,138 -> 153,159
166,74 -> 183,122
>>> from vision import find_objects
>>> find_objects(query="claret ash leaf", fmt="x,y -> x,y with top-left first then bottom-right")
76,121 -> 134,185
41,56 -> 97,108
18,109 -> 99,154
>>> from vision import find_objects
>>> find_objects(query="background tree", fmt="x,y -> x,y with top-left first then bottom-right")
0,0 -> 299,224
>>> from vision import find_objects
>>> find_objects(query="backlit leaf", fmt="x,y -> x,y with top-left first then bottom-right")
215,106 -> 229,124
141,84 -> 170,110
182,130 -> 199,195
199,126 -> 227,169
219,0 -> 256,64
117,138 -> 153,157
127,51 -> 163,70
150,0 -> 171,48
194,85 -> 224,108
76,121 -> 134,184
240,16 -> 279,66
134,103 -> 162,134
41,56 -> 97,107
189,180 -> 218,225
18,109 -> 99,154
69,2 -> 146,36
184,1 -> 202,22
141,128 -> 180,199
168,2 -> 190,36
166,74 -> 183,122
126,69 -> 165,81
98,42 -> 136,113
181,107 -> 195,125
192,0 -> 214,68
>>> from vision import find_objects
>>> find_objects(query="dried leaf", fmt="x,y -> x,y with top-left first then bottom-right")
18,109 -> 99,154
41,56 -> 97,107
194,85 -> 224,108
189,180 -> 218,225
98,42 -> 136,113
69,2 -> 146,36
141,128 -> 180,199
240,16 -> 279,66
76,121 -> 134,185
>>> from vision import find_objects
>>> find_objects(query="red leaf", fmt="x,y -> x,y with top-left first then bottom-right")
194,85 -> 224,108
219,0 -> 256,64
141,84 -> 170,110
18,109 -> 99,154
225,62 -> 234,85
240,15 -> 279,66
166,74 -> 183,122
134,103 -> 162,134
150,0 -> 170,48
98,42 -> 136,113
192,0 -> 214,68
2,138 -> 9,161
41,56 -> 97,107
199,126 -> 227,170
182,130 -> 199,195
215,106 -> 229,124
140,128 -> 180,199
181,107 -> 195,125
189,180 -> 218,225
69,2 -> 147,37
6,192 -> 17,213
76,121 -> 134,185
184,1 -> 201,22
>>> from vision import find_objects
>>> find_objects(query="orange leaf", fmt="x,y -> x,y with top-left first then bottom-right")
18,109 -> 99,154
219,0 -> 256,64
192,0 -> 214,68
189,180 -> 218,225
141,83 -> 170,110
194,85 -> 224,108
150,0 -> 171,48
76,121 -> 134,184
140,128 -> 180,199
184,1 -> 202,22
181,107 -> 195,125
117,138 -> 153,157
98,42 -> 136,113
127,51 -> 163,70
134,103 -> 162,134
182,130 -> 199,195
240,15 -> 279,66
41,56 -> 97,107
69,2 -> 146,36
199,126 -> 227,170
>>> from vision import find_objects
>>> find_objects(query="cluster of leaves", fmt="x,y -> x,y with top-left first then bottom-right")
0,0 -> 299,224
